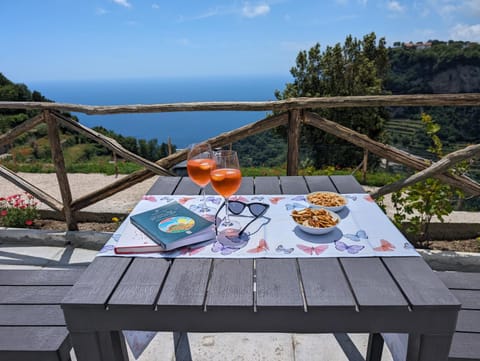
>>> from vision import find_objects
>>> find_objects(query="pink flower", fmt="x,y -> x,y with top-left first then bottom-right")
25,219 -> 33,226
0,210 -> 7,216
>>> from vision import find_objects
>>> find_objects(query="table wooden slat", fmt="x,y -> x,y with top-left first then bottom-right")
304,176 -> 338,193
330,175 -> 365,193
340,258 -> 409,308
174,177 -> 201,195
450,289 -> 480,309
207,259 -> 253,307
0,286 -> 71,304
108,258 -> 170,307
157,259 -> 211,307
0,269 -> 83,286
298,258 -> 356,308
449,332 -> 480,361
383,257 -> 460,308
279,176 -> 309,194
456,310 -> 480,333
256,259 -> 304,307
254,176 -> 281,194
0,327 -> 69,351
436,271 -> 480,290
147,176 -> 181,195
0,305 -> 65,326
237,176 -> 254,195
62,257 -> 131,306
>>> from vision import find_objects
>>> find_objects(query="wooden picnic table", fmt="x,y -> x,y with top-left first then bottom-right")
61,175 -> 460,361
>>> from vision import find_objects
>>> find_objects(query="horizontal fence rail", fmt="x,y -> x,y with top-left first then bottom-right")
0,94 -> 479,230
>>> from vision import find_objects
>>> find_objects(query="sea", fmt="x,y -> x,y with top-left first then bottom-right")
29,75 -> 291,148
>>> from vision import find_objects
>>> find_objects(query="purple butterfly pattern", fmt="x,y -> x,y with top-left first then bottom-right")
335,241 -> 364,254
290,195 -> 306,202
211,241 -> 240,255
344,230 -> 368,242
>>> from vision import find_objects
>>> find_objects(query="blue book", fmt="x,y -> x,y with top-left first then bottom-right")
126,201 -> 215,252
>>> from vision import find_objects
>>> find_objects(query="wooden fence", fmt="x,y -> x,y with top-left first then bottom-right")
1,93 -> 480,230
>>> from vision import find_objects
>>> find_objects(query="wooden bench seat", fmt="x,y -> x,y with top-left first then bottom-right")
436,271 -> 480,361
367,270 -> 480,361
0,269 -> 84,361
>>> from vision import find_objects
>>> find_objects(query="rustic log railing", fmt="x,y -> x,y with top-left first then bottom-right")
0,93 -> 479,230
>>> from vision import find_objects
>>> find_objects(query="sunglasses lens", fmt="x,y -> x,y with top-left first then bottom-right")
228,201 -> 245,215
249,203 -> 268,217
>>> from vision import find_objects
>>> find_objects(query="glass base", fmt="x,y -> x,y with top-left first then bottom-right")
216,228 -> 249,246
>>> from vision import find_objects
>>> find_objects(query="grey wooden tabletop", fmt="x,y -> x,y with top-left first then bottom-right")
62,175 -> 460,361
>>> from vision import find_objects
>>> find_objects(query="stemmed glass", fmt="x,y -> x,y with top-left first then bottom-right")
186,143 -> 216,215
210,150 -> 242,234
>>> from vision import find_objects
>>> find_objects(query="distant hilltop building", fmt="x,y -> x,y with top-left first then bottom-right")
402,41 -> 432,49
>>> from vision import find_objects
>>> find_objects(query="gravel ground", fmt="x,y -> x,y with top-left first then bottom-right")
0,172 -> 158,214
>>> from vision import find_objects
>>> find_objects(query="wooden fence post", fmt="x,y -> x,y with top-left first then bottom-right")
44,111 -> 78,230
287,110 -> 302,176
362,149 -> 368,184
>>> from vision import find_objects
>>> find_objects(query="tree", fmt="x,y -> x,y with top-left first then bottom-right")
275,32 -> 389,168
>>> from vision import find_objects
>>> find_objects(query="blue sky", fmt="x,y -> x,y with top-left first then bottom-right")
1,0 -> 480,82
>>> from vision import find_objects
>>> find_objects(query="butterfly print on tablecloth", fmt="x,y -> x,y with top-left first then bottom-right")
269,197 -> 285,204
229,195 -> 249,203
334,241 -> 364,254
373,239 -> 396,252
178,197 -> 195,204
211,241 -> 241,255
344,230 -> 368,242
404,242 -> 415,250
247,239 -> 269,253
251,196 -> 265,201
297,244 -> 328,255
205,196 -> 222,205
276,245 -> 294,254
290,195 -> 306,202
285,202 -> 306,211
141,195 -> 157,202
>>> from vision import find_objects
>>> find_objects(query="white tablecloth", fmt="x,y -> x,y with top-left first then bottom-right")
98,194 -> 419,259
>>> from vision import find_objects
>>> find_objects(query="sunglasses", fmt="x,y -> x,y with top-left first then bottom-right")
215,200 -> 270,236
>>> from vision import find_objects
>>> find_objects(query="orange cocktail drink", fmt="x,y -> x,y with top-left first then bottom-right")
210,168 -> 241,198
187,158 -> 216,187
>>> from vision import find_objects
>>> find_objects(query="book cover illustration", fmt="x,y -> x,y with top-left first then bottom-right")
129,201 -> 215,251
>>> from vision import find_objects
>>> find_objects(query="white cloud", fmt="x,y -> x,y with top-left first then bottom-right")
387,1 -> 405,13
242,3 -> 270,18
450,23 -> 480,41
152,3 -> 159,10
113,0 -> 132,8
358,0 -> 368,5
335,0 -> 349,5
464,0 -> 480,16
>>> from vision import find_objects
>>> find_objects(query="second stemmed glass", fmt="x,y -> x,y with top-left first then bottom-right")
186,143 -> 216,215
210,150 -> 242,234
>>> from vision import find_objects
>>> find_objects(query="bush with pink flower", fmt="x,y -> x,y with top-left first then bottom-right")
0,192 -> 39,228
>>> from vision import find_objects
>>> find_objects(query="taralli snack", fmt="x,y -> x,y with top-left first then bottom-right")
307,192 -> 346,207
291,208 -> 339,229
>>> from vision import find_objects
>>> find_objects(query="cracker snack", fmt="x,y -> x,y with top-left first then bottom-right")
291,208 -> 339,228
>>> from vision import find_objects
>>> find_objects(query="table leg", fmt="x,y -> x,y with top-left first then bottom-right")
366,333 -> 384,361
174,331 -> 192,361
417,333 -> 454,361
71,331 -> 129,361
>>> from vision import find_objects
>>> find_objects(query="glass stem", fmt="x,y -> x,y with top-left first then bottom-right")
224,197 -> 230,224
201,187 -> 207,212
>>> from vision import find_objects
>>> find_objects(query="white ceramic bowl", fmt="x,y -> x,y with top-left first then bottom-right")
291,208 -> 340,235
306,191 -> 347,212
